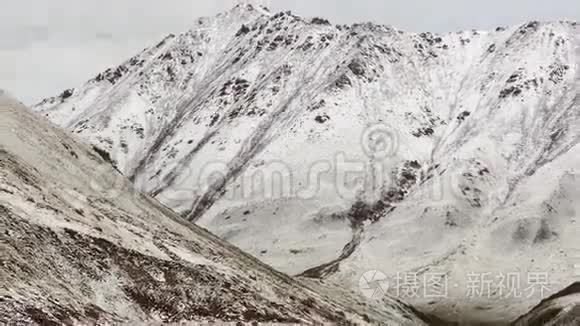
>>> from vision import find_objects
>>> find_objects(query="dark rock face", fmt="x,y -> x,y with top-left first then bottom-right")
512,283 -> 580,326
412,127 -> 435,137
91,145 -> 116,167
236,24 -> 251,37
457,111 -> 471,122
499,86 -> 523,98
348,59 -> 366,77
314,114 -> 330,123
334,74 -> 352,88
60,89 -> 74,100
311,17 -> 331,25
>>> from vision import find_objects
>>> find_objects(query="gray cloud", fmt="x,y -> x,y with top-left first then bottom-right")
0,0 -> 578,104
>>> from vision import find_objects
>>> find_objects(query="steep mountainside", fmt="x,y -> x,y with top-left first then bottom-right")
34,4 -> 579,323
0,91 -> 428,325
513,282 -> 580,325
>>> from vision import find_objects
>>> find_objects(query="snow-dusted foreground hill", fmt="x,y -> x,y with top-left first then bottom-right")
34,4 -> 579,323
0,91 -> 432,324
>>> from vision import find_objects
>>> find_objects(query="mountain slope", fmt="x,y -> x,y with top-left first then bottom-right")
0,90 -> 428,325
33,4 -> 580,323
513,282 -> 580,325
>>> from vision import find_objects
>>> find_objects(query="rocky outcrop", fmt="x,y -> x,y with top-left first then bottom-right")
513,283 -> 580,326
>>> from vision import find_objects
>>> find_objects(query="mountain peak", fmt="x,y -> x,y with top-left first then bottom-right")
228,2 -> 271,17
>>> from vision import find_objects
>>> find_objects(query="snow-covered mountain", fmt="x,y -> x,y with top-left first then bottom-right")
0,90 -> 433,324
34,4 -> 579,323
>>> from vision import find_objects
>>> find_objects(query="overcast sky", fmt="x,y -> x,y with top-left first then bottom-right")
1,0 -> 578,104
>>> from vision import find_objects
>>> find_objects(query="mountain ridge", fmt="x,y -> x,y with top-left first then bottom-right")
33,6 -> 579,323
1,90 -> 434,324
